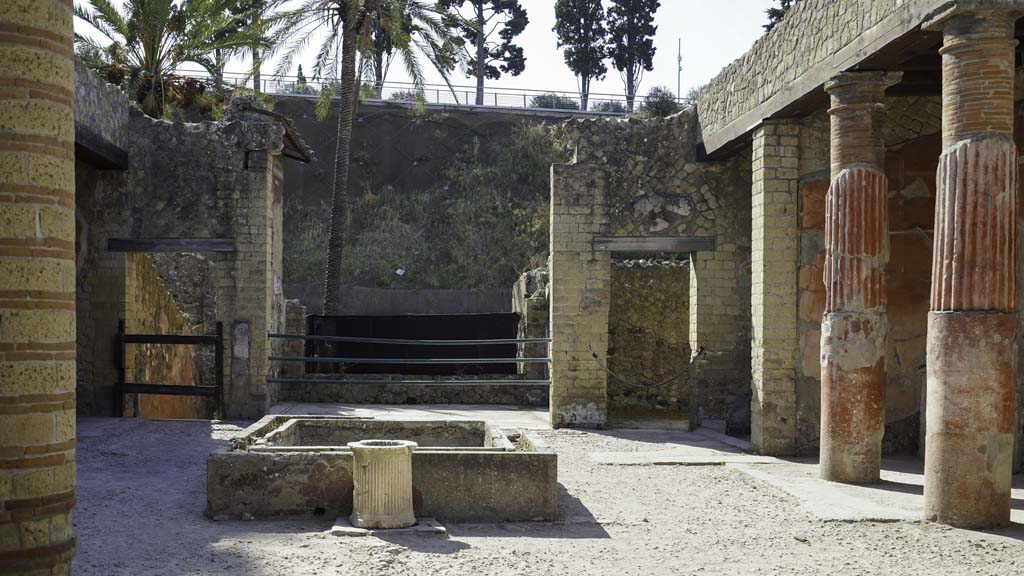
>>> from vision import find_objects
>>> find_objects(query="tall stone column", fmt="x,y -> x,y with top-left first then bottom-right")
819,72 -> 901,484
0,0 -> 78,572
924,8 -> 1021,529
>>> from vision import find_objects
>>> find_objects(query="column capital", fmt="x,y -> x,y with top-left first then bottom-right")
922,2 -> 1023,33
825,71 -> 903,103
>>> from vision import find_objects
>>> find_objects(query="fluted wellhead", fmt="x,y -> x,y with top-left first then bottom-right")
349,440 -> 418,529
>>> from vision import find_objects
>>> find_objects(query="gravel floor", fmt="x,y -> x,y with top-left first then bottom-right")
73,418 -> 1024,576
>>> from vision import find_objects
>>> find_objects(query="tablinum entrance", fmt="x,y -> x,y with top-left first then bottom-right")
593,236 -> 715,429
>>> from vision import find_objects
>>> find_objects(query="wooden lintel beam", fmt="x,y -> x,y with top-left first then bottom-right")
74,123 -> 129,170
592,236 -> 716,253
122,383 -> 218,397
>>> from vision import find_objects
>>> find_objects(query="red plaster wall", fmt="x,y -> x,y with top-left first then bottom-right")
796,133 -> 939,454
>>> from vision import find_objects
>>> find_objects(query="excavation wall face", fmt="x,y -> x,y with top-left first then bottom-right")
207,417 -> 558,522
275,98 -> 566,313
549,110 -> 752,429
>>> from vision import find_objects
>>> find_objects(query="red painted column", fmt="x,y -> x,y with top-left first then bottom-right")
820,72 -> 901,483
924,8 -> 1021,529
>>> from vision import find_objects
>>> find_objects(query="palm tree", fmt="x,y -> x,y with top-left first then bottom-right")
361,0 -> 459,98
270,0 -> 456,313
75,0 -> 269,117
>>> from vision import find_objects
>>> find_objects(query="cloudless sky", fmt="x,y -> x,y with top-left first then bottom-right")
76,0 -> 779,99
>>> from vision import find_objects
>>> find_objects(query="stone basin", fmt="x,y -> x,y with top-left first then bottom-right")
206,415 -> 557,522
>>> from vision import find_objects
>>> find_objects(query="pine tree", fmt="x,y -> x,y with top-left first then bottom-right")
606,0 -> 659,112
764,0 -> 798,32
437,0 -> 529,105
553,0 -> 608,111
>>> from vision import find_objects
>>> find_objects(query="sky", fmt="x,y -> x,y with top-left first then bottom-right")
75,0 -> 779,99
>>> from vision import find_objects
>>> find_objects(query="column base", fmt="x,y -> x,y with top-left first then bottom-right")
924,311 -> 1016,528
820,312 -> 886,484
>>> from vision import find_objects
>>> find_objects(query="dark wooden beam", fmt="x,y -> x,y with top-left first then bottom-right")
593,236 -> 716,253
121,334 -> 220,346
122,383 -> 219,397
107,238 -> 236,253
74,123 -> 129,170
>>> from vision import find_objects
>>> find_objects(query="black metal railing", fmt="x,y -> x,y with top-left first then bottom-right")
115,321 -> 224,417
267,332 -> 551,387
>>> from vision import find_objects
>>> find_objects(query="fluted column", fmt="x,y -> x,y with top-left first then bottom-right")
924,8 -> 1021,529
0,0 -> 77,572
820,72 -> 901,484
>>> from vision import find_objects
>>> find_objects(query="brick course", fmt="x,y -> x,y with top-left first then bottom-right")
0,0 -> 77,571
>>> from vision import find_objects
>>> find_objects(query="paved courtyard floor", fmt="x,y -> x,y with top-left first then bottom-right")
74,409 -> 1024,575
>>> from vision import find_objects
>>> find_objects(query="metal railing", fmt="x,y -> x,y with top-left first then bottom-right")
267,332 -> 551,386
176,68 -> 651,114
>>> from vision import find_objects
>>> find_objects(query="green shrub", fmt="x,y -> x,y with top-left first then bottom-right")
591,100 -> 627,114
389,89 -> 425,103
529,93 -> 579,110
641,86 -> 680,118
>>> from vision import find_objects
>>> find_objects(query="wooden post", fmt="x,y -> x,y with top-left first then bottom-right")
114,320 -> 125,418
215,321 -> 225,419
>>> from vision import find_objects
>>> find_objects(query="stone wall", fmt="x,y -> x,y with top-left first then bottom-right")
512,268 -> 549,381
549,109 -> 752,428
695,0 -> 948,152
607,261 -> 690,415
75,72 -> 293,418
73,57 -> 130,149
122,253 -> 207,419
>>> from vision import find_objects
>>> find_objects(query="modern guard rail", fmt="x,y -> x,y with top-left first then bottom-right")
266,333 -> 552,386
174,68 -> 646,114
115,321 -> 224,417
